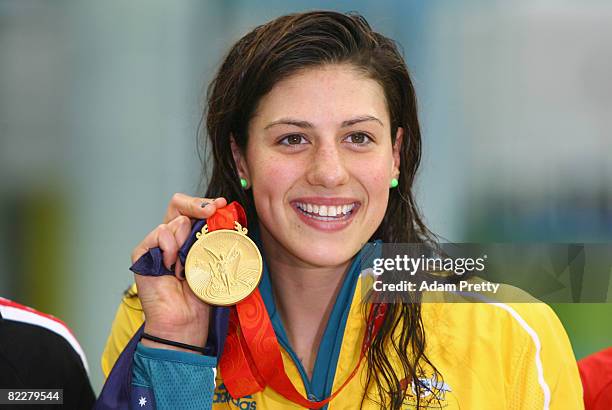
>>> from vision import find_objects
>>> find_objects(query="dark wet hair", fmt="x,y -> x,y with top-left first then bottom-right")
200,10 -> 441,409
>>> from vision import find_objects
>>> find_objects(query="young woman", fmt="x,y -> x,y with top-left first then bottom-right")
99,11 -> 583,409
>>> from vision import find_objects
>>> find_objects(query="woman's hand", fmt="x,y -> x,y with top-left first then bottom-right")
131,193 -> 227,352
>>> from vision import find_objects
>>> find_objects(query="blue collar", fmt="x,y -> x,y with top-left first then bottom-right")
254,230 -> 380,405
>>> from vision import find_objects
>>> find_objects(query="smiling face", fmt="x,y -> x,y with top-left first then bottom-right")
232,64 -> 403,268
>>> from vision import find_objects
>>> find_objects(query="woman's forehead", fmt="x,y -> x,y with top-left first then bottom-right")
250,65 -> 390,129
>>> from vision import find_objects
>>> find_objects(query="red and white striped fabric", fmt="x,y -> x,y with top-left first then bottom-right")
0,297 -> 89,374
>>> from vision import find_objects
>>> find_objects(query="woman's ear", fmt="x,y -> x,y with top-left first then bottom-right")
230,135 -> 251,183
391,127 -> 404,177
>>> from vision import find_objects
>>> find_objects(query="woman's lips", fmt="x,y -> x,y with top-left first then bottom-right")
290,199 -> 360,232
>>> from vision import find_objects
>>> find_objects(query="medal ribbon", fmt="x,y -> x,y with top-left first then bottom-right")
211,202 -> 388,408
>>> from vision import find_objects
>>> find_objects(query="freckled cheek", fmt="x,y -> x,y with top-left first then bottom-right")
351,160 -> 390,194
368,171 -> 389,189
352,162 -> 391,220
251,156 -> 303,201
365,173 -> 390,207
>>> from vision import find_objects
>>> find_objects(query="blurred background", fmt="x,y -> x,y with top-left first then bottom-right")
1,0 -> 610,393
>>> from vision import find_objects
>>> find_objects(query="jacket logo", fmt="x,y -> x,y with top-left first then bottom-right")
213,384 -> 257,410
400,373 -> 452,408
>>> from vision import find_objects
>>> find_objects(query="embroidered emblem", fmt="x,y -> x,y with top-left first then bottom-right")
400,373 -> 452,408
213,384 -> 257,409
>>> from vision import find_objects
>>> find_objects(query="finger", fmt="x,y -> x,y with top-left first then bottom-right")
167,216 -> 192,280
131,223 -> 180,269
167,215 -> 192,247
164,193 -> 227,223
157,225 -> 179,270
211,197 -> 227,209
131,226 -> 164,263
199,197 -> 228,218
175,259 -> 185,281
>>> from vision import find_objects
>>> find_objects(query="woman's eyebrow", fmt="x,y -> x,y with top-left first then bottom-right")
341,115 -> 383,128
264,118 -> 313,130
264,115 -> 383,130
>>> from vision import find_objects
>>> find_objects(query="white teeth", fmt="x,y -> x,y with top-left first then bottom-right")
295,202 -> 357,218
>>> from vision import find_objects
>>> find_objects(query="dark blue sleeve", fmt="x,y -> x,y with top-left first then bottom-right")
131,344 -> 216,410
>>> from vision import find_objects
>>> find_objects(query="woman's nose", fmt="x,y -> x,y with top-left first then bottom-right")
306,142 -> 350,188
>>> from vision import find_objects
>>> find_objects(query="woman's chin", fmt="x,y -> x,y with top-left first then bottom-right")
292,242 -> 361,268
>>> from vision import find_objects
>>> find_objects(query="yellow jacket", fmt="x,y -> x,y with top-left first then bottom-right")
103,277 -> 583,409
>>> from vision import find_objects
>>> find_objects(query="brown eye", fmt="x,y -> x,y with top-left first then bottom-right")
280,134 -> 307,145
345,132 -> 372,145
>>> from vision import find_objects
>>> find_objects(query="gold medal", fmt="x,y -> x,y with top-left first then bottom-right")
185,222 -> 263,306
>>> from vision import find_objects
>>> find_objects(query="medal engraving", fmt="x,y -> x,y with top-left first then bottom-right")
185,222 -> 262,306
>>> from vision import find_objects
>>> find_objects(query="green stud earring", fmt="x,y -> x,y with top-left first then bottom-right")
390,178 -> 399,188
240,178 -> 248,189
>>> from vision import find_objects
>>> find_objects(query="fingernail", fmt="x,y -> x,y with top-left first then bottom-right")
200,201 -> 211,208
